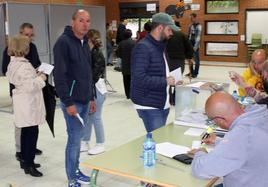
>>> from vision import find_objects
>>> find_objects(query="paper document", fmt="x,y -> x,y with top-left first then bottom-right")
192,141 -> 201,149
170,67 -> 182,83
174,120 -> 207,129
185,81 -> 206,88
76,113 -> 85,127
95,78 -> 107,95
156,142 -> 190,158
184,128 -> 204,136
38,63 -> 54,75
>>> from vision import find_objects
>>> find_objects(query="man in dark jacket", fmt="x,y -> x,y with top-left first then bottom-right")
166,21 -> 194,73
186,13 -> 202,78
2,22 -> 43,161
131,13 -> 179,132
53,9 -> 95,187
117,29 -> 136,99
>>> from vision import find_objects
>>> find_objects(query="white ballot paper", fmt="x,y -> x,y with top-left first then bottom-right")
170,67 -> 182,83
76,113 -> 85,127
184,128 -> 204,136
95,78 -> 107,95
38,63 -> 54,75
156,142 -> 190,158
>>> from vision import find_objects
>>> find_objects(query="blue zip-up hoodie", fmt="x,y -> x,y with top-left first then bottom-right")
53,26 -> 93,107
192,104 -> 268,187
130,34 -> 167,109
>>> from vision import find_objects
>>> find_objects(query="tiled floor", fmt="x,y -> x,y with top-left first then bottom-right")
0,63 -> 244,187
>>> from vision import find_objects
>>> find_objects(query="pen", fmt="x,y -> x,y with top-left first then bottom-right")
201,127 -> 213,144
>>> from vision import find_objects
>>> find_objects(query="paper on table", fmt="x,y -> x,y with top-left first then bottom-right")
38,63 -> 54,75
184,128 -> 204,136
170,67 -> 182,83
76,113 -> 85,127
192,140 -> 201,149
156,142 -> 190,158
174,120 -> 207,129
185,81 -> 206,88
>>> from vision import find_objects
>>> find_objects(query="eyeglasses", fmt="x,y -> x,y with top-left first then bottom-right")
206,116 -> 225,126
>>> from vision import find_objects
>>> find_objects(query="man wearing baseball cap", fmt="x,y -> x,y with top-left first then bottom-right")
131,13 -> 180,133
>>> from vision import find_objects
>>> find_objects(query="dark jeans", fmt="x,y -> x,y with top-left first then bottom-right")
123,74 -> 131,99
191,49 -> 200,76
214,184 -> 223,187
21,126 -> 38,167
137,108 -> 169,132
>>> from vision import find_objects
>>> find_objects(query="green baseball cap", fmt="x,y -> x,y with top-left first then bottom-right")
152,12 -> 179,31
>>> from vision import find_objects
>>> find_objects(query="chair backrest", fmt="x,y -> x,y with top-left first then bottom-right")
251,33 -> 262,45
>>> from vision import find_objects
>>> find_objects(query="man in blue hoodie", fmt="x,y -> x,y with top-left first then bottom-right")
190,92 -> 268,187
131,13 -> 180,132
53,9 -> 95,187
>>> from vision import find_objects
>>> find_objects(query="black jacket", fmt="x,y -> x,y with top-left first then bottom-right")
53,26 -> 93,107
116,23 -> 126,44
166,31 -> 193,60
92,46 -> 105,83
2,42 -> 41,96
117,38 -> 135,75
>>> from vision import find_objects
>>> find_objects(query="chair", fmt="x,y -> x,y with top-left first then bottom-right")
247,33 -> 263,61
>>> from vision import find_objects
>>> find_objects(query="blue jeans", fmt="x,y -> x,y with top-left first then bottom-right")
191,49 -> 200,76
214,184 -> 223,187
137,109 -> 170,132
83,89 -> 106,143
60,102 -> 89,181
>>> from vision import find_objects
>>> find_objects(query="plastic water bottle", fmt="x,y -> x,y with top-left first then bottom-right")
232,90 -> 239,101
143,133 -> 156,167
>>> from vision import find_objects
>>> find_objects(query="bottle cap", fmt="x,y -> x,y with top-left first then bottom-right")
147,133 -> 152,139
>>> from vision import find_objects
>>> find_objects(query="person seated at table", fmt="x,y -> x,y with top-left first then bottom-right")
230,49 -> 266,97
230,59 -> 268,105
189,91 -> 268,187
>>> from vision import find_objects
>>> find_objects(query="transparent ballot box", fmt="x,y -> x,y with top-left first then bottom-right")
174,81 -> 229,128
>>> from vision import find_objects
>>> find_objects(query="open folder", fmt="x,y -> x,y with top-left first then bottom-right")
156,142 -> 193,164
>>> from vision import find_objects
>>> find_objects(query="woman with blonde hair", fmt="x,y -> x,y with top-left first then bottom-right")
81,29 -> 107,155
6,35 -> 46,177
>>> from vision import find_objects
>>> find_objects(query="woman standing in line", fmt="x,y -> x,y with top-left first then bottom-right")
6,35 -> 46,177
81,29 -> 107,155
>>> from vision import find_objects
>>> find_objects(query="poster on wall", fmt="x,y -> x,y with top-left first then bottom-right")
206,21 -> 238,35
206,42 -> 238,56
191,4 -> 200,11
206,0 -> 239,14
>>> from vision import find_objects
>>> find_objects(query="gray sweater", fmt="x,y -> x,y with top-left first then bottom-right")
192,104 -> 268,187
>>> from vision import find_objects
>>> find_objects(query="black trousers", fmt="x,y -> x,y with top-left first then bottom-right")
123,74 -> 131,99
21,125 -> 38,167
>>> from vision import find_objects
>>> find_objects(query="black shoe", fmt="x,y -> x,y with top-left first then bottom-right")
15,152 -> 22,161
20,161 -> 41,169
24,167 -> 43,177
191,74 -> 197,78
35,148 -> 42,155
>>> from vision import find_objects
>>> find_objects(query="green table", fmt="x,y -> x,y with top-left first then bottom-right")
81,124 -> 218,187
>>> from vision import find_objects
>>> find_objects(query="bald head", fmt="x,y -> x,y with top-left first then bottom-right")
251,49 -> 266,74
205,92 -> 243,129
71,9 -> 90,39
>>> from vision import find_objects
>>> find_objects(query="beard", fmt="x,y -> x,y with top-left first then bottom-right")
159,30 -> 170,42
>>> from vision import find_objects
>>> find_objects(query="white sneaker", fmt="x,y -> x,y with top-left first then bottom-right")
88,144 -> 105,155
80,141 -> 89,152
